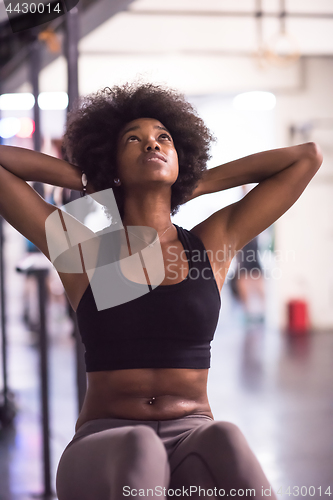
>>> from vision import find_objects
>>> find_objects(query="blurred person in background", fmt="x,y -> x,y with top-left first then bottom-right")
0,82 -> 322,500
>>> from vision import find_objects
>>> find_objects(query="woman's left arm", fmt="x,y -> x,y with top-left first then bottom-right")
189,142 -> 323,252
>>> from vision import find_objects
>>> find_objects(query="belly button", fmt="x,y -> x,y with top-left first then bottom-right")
148,397 -> 156,405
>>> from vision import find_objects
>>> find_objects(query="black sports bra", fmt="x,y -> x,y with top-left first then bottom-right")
76,224 -> 221,371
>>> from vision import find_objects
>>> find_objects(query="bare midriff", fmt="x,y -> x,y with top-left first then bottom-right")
75,368 -> 213,432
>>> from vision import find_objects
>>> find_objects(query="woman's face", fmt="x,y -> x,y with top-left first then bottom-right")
116,117 -> 179,191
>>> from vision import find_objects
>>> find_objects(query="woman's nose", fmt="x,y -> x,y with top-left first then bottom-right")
145,139 -> 160,151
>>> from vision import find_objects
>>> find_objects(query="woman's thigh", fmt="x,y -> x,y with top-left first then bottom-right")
168,420 -> 276,500
56,424 -> 170,500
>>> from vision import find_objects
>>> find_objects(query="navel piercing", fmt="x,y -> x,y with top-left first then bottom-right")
148,397 -> 156,405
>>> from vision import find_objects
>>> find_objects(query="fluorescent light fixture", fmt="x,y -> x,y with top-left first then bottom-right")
38,92 -> 69,110
0,92 -> 69,111
0,117 -> 21,138
0,93 -> 35,110
233,91 -> 276,111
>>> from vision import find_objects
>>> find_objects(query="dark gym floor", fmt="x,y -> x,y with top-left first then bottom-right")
0,227 -> 332,500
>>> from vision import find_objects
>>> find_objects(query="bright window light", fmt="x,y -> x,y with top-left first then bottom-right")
38,92 -> 68,110
16,117 -> 35,138
233,91 -> 276,111
0,93 -> 35,110
0,117 -> 21,138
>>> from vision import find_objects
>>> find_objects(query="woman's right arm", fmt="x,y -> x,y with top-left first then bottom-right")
0,144 -> 95,259
0,144 -> 85,191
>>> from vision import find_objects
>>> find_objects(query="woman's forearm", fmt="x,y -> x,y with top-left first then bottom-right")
0,144 -> 86,192
197,142 -> 321,196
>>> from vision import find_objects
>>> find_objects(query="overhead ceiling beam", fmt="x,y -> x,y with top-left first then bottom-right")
78,50 -> 333,58
126,9 -> 333,19
81,0 -> 135,40
0,0 -> 136,90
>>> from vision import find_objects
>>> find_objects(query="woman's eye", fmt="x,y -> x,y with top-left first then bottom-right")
128,135 -> 139,141
159,133 -> 171,141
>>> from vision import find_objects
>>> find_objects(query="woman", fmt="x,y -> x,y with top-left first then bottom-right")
0,83 -> 322,499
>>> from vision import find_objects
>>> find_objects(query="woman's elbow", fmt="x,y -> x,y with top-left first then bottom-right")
303,142 -> 323,169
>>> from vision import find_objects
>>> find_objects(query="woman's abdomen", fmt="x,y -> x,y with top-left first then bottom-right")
75,367 -> 213,431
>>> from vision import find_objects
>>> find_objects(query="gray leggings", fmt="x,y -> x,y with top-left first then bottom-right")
56,415 -> 276,500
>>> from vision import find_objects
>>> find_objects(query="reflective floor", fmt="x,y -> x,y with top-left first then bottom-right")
0,226 -> 332,499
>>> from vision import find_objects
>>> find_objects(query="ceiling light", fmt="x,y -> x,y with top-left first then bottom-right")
233,91 -> 276,111
0,93 -> 35,110
16,118 -> 35,138
0,117 -> 21,138
38,92 -> 68,110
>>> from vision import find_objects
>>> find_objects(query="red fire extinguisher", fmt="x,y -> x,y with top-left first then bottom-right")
287,299 -> 310,335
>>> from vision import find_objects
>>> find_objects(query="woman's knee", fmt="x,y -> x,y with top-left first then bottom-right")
210,421 -> 244,440
196,421 -> 249,458
122,425 -> 168,463
56,425 -> 169,499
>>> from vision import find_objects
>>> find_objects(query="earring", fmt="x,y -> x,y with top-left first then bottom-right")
114,178 -> 121,186
81,171 -> 88,197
